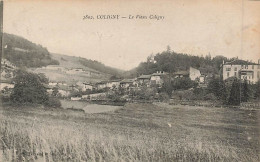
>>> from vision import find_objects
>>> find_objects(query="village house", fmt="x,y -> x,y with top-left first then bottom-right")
48,81 -> 67,87
69,84 -> 79,92
120,79 -> 135,89
49,82 -> 58,86
57,85 -> 71,97
150,71 -> 167,85
222,59 -> 260,84
189,67 -> 201,81
173,67 -> 201,81
0,79 -> 14,91
173,71 -> 189,79
2,59 -> 16,69
82,82 -> 94,91
137,75 -> 151,86
46,84 -> 71,97
96,81 -> 109,90
71,96 -> 82,101
106,80 -> 121,89
172,67 -> 205,84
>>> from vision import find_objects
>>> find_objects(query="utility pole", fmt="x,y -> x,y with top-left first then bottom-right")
0,1 -> 3,105
0,1 -> 3,73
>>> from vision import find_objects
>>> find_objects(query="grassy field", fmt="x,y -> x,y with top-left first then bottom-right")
0,103 -> 259,161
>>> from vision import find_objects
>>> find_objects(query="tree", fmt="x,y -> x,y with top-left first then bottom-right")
161,76 -> 173,97
254,80 -> 260,99
207,77 -> 227,103
172,77 -> 197,90
228,78 -> 241,106
52,87 -> 59,97
11,70 -> 49,104
241,80 -> 250,102
166,45 -> 171,53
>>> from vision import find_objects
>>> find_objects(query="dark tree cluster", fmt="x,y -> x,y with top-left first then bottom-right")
10,70 -> 61,108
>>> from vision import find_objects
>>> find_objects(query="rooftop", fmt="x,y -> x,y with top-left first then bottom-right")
138,75 -> 151,79
152,71 -> 168,76
120,79 -> 135,83
173,71 -> 189,75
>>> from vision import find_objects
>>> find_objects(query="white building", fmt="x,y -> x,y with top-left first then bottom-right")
96,81 -> 108,90
222,59 -> 260,84
107,80 -> 121,89
0,81 -> 14,91
150,71 -> 167,85
189,67 -> 201,81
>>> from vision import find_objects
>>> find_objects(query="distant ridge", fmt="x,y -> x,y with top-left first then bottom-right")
2,33 -> 124,78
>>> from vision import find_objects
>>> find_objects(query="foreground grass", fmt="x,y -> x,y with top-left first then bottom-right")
0,103 -> 259,161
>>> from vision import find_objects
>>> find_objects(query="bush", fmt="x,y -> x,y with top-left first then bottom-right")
203,93 -> 217,101
44,98 -> 61,108
174,90 -> 196,101
159,92 -> 169,102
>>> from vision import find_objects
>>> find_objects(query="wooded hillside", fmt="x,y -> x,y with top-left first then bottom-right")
126,47 -> 254,77
3,33 -> 59,68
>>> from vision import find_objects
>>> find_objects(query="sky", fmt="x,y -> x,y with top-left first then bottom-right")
3,0 -> 260,70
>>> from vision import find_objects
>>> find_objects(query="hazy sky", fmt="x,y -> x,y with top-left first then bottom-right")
3,0 -> 260,70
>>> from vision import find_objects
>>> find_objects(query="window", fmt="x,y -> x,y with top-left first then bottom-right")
226,67 -> 231,71
234,72 -> 237,77
227,72 -> 230,77
234,67 -> 237,71
245,65 -> 248,69
252,73 -> 254,79
252,65 -> 254,69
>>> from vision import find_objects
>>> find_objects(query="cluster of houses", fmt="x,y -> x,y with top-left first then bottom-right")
41,67 -> 205,99
1,58 -> 260,101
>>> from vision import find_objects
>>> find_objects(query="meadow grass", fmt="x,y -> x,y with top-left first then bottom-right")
0,103 -> 259,161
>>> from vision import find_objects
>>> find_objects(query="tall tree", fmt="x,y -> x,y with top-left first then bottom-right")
228,78 -> 241,106
241,80 -> 250,102
255,80 -> 260,99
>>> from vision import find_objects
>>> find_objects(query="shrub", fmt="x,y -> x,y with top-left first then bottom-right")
159,92 -> 169,102
44,98 -> 61,108
204,93 -> 217,101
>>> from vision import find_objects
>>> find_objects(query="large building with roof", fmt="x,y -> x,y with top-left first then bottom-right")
222,59 -> 260,84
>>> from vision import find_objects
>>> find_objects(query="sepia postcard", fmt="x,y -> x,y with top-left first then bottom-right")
0,0 -> 260,161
